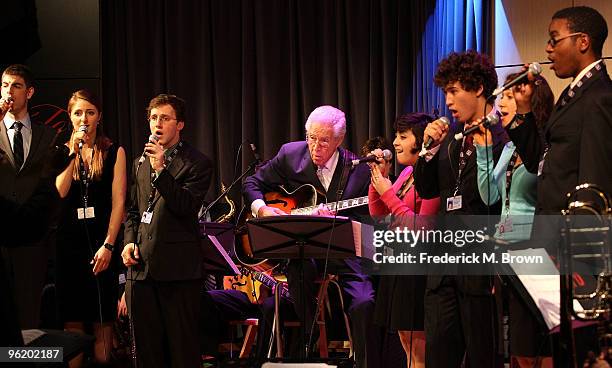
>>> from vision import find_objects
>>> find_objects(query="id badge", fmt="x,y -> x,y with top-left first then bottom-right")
77,207 -> 95,220
498,216 -> 513,234
141,211 -> 153,224
446,195 -> 462,212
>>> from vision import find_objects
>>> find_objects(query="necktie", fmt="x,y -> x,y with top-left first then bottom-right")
12,121 -> 24,169
317,166 -> 328,190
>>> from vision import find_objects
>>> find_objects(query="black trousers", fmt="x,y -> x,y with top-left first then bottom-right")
424,276 -> 497,368
286,257 -> 382,368
127,278 -> 201,368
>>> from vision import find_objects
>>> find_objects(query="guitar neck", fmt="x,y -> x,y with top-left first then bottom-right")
240,267 -> 290,298
291,196 -> 369,215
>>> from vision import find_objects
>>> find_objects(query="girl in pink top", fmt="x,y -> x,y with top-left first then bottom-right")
368,113 -> 440,368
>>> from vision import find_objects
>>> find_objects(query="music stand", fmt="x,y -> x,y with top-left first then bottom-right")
200,221 -> 240,275
247,215 -> 358,359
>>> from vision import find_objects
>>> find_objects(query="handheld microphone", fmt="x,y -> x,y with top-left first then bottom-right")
351,149 -> 392,166
419,117 -> 450,156
77,125 -> 89,150
454,114 -> 500,141
248,142 -> 261,163
1,96 -> 14,113
138,134 -> 160,164
491,62 -> 543,96
423,117 -> 450,150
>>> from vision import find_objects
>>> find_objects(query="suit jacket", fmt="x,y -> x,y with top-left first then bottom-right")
508,62 -> 612,215
414,120 -> 506,294
243,141 -> 371,219
0,119 -> 58,328
0,120 -> 58,205
124,141 -> 212,281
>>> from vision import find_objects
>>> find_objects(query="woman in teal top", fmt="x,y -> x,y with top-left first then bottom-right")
469,73 -> 554,368
471,73 -> 553,242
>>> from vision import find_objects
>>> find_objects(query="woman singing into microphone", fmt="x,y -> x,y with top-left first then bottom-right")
368,113 -> 440,368
55,89 -> 127,367
468,73 -> 554,368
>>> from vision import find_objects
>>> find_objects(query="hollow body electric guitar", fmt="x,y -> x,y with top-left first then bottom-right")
234,183 -> 369,271
224,265 -> 290,304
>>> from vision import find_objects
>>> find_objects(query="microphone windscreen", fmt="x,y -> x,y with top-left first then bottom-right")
529,62 -> 543,76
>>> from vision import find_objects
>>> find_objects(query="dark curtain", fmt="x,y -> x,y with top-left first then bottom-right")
101,0 -> 426,203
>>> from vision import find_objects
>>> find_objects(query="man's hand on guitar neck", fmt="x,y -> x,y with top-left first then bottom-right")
310,203 -> 335,216
256,203 -> 335,217
257,205 -> 286,217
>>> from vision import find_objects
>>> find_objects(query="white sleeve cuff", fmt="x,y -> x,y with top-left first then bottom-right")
251,199 -> 267,217
419,144 -> 441,162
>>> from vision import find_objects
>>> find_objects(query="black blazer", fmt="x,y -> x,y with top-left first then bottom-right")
508,63 -> 612,215
0,120 -> 57,205
243,141 -> 371,219
124,141 -> 213,281
414,120 -> 507,294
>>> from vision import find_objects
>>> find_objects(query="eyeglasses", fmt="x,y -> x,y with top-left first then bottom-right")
547,32 -> 583,47
149,114 -> 177,123
306,134 -> 332,148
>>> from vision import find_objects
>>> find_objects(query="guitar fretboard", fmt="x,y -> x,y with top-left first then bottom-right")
240,267 -> 290,299
290,196 -> 369,215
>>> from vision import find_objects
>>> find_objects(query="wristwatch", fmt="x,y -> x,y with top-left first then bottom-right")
103,243 -> 115,252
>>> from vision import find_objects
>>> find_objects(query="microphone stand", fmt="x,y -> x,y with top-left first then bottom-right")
198,158 -> 261,221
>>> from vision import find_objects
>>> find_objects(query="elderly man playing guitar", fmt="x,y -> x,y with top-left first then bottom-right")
243,105 -> 381,368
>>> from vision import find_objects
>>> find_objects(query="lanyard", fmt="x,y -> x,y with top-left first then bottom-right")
504,150 -> 520,212
560,61 -> 604,108
145,141 -> 183,212
453,136 -> 473,196
78,148 -> 95,208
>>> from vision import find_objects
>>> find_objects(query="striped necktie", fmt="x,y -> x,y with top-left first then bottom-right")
12,121 -> 24,169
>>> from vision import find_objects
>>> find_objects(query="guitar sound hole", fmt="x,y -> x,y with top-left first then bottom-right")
266,199 -> 288,206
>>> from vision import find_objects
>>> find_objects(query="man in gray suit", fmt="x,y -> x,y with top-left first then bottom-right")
0,64 -> 58,329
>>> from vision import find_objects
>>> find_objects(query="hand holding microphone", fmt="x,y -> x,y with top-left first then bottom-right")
138,134 -> 160,164
75,125 -> 89,151
144,133 -> 165,172
0,96 -> 14,119
420,117 -> 450,156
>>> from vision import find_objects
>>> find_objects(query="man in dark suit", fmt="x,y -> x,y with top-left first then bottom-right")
509,6 -> 611,232
243,105 -> 381,368
0,64 -> 58,329
414,51 -> 506,367
121,94 -> 212,368
0,144 -> 71,346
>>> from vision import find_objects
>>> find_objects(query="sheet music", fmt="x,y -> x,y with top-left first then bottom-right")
352,220 -> 374,259
508,248 -> 584,330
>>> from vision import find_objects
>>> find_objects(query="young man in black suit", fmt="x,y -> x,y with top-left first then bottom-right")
121,94 -> 213,368
510,6 -> 611,229
0,64 -> 58,329
243,105 -> 381,368
414,50 -> 506,367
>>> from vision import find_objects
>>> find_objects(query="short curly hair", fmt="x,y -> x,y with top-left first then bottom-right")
553,6 -> 608,58
434,50 -> 498,99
